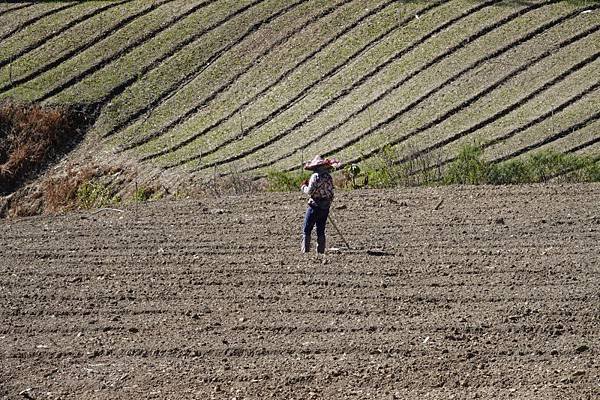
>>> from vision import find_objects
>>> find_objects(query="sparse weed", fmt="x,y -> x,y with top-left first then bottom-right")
132,186 -> 155,203
76,179 -> 120,209
364,144 -> 444,188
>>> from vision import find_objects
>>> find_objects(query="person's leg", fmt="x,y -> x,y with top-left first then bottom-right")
315,207 -> 330,254
302,206 -> 316,253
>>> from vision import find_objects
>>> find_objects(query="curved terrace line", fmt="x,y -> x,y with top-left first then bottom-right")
81,0 -> 270,110
218,0 -> 557,176
102,0 -> 309,140
492,110 -> 600,163
0,3 -> 34,19
289,4 -> 597,173
166,1 -> 464,170
566,136 -> 600,154
165,0 -> 458,168
115,0 -> 354,150
0,0 -> 175,95
406,75 -> 600,174
138,0 -> 406,162
0,2 -> 78,43
0,1 -> 128,71
33,0 -> 219,103
391,35 -> 600,166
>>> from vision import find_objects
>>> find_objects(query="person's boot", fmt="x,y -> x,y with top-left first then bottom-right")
301,235 -> 310,253
316,235 -> 326,254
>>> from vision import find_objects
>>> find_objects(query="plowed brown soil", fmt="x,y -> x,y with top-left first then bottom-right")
1,184 -> 599,399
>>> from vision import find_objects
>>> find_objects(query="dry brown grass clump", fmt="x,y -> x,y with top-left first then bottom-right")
0,101 -> 80,195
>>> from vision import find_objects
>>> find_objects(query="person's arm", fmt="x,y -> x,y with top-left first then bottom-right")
301,173 -> 318,195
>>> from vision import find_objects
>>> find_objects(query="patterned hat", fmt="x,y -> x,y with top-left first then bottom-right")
304,155 -> 340,170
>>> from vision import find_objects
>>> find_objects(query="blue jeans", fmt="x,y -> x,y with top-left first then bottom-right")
302,204 -> 330,254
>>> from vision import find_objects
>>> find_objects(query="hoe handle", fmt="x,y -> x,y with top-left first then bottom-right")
328,213 -> 351,250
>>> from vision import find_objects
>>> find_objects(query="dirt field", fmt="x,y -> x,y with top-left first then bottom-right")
1,184 -> 598,399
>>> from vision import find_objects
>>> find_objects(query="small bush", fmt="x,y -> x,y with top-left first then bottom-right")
266,170 -> 311,192
132,186 -> 154,203
443,144 -> 599,185
76,179 -> 119,209
443,143 -> 489,185
42,164 -> 123,213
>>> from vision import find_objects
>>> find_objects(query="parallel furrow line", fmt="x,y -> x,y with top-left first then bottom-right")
493,110 -> 600,163
185,0 -> 473,171
312,4 -> 597,171
0,1 -> 128,71
34,0 -> 219,103
119,0 -> 354,151
232,0 -> 559,176
4,346 -> 389,360
0,3 -> 33,19
169,0 -> 455,168
139,0 -> 403,163
410,78 -> 600,177
104,0 -> 308,140
397,36 -> 600,166
566,136 -> 600,154
0,0 -> 174,94
82,0 -> 269,109
0,2 -> 77,43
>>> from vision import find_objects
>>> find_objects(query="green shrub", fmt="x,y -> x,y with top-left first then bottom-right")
444,145 -> 599,185
76,179 -> 118,209
132,186 -> 154,202
487,159 -> 529,184
266,170 -> 311,192
443,143 -> 489,185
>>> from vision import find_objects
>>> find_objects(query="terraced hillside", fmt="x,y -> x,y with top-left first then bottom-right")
0,0 -> 598,184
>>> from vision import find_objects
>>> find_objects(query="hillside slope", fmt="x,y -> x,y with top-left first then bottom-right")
0,0 -> 598,185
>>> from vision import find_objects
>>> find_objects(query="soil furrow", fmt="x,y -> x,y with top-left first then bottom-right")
385,34 -> 600,166
0,1 -> 127,71
493,110 -> 600,163
566,136 -> 600,154
0,3 -> 33,19
74,0 -> 269,108
0,0 -> 173,95
404,72 -> 600,170
139,0 -> 403,163
34,0 -> 219,103
103,0 -> 308,140
0,2 -> 76,43
231,0 -> 560,176
143,0 -> 448,163
315,4 -> 598,170
117,0 -> 355,151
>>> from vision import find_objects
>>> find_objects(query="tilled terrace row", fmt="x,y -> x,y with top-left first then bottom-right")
198,0 -> 598,177
1,184 -> 598,399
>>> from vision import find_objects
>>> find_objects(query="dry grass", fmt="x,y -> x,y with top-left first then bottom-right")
0,101 -> 79,194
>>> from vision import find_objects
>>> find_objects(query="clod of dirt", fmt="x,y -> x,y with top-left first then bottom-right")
366,249 -> 394,256
575,344 -> 589,353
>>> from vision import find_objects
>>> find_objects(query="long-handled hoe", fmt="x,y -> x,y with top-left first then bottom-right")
328,212 -> 351,250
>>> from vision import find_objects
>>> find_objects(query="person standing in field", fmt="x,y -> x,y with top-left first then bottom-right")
300,155 -> 339,254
